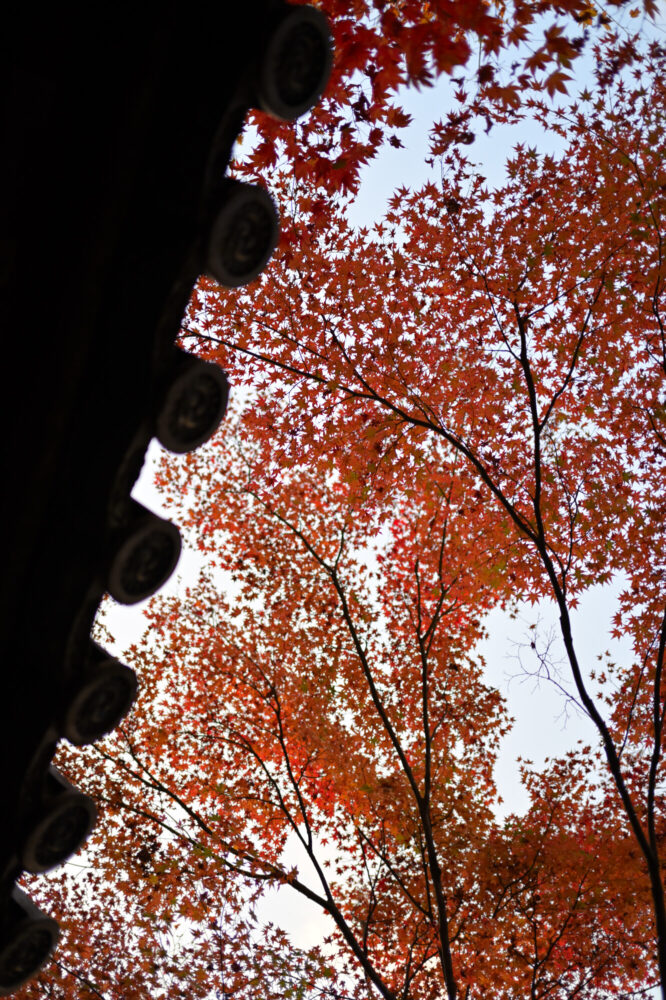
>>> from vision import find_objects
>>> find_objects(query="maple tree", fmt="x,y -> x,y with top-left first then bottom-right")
15,2 -> 666,999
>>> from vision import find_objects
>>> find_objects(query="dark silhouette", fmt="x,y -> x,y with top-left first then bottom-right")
0,2 -> 331,991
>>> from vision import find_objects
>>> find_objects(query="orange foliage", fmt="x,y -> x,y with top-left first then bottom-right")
16,7 -> 666,1000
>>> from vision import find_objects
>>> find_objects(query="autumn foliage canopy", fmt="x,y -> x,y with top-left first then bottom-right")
17,1 -> 666,999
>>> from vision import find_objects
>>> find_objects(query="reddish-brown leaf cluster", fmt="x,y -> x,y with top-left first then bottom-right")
16,6 -> 666,1000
